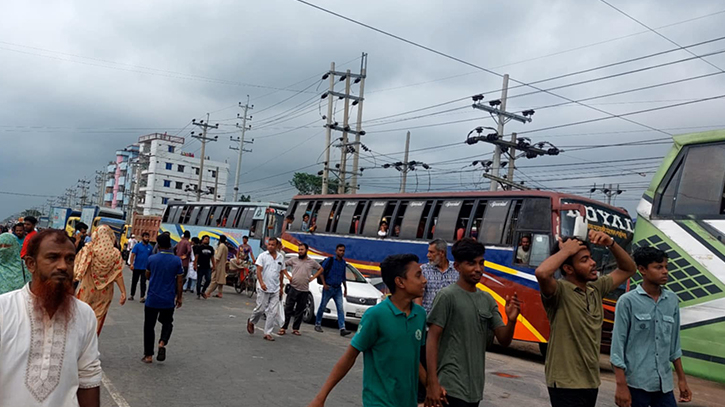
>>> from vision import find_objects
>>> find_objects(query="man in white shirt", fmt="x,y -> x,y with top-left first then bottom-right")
0,229 -> 102,407
247,237 -> 285,341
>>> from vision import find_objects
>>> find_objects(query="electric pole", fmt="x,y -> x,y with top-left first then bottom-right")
590,184 -> 623,204
350,53 -> 367,194
338,69 -> 352,194
232,96 -> 253,201
213,166 -> 220,202
95,170 -> 105,206
472,74 -> 534,191
380,131 -> 430,193
320,57 -> 367,195
322,62 -> 335,195
507,132 -> 517,188
191,114 -> 218,201
77,179 -> 91,207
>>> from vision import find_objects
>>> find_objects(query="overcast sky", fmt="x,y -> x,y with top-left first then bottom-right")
2,0 -> 725,220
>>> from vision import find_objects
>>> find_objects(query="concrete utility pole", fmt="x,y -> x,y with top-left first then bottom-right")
322,62 -> 335,195
490,74 -> 509,191
77,179 -> 90,207
213,166 -> 220,202
472,74 -> 535,191
191,113 -> 219,201
350,53 -> 367,194
232,96 -> 253,201
590,183 -> 622,204
94,170 -> 105,206
130,153 -> 146,220
338,70 -> 352,194
400,131 -> 411,193
507,132 -> 517,189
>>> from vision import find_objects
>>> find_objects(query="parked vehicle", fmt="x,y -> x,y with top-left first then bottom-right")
282,253 -> 385,325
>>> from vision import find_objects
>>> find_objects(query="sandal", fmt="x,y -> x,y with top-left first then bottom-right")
263,335 -> 275,341
247,319 -> 255,334
292,330 -> 301,336
214,294 -> 222,298
278,328 -> 286,336
141,356 -> 153,364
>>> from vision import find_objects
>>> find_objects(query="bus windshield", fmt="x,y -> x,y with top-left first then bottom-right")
561,199 -> 634,273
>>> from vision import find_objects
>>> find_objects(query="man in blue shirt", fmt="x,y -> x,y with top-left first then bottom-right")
142,233 -> 184,364
315,244 -> 352,336
129,232 -> 153,302
610,246 -> 692,407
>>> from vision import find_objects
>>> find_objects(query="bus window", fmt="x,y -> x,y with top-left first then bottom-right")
673,143 -> 725,216
456,200 -> 475,239
316,202 -> 336,233
390,201 -> 408,238
228,207 -> 240,228
504,200 -> 523,245
352,201 -> 367,234
214,206 -> 232,227
290,201 -> 311,230
361,201 -> 387,237
326,201 -> 341,233
239,208 -> 254,230
470,200 -> 487,240
426,202 -> 443,240
398,200 -> 428,240
479,200 -> 511,245
657,159 -> 683,216
379,201 -> 398,235
433,200 -> 463,241
188,206 -> 202,225
197,207 -> 211,226
527,233 -> 550,266
335,201 -> 357,234
162,206 -> 172,222
250,219 -> 263,239
514,233 -> 533,264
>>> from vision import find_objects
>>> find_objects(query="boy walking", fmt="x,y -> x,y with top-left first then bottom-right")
308,253 -> 427,407
535,230 -> 637,407
610,247 -> 692,407
425,238 -> 521,407
142,233 -> 184,363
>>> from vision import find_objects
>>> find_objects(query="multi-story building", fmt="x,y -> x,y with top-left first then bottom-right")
104,144 -> 140,211
133,133 -> 229,216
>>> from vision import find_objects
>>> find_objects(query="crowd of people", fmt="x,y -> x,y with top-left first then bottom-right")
0,217 -> 694,406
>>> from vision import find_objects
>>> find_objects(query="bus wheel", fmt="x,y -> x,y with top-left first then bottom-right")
539,342 -> 548,359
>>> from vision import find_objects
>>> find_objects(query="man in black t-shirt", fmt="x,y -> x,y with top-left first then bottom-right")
193,235 -> 216,299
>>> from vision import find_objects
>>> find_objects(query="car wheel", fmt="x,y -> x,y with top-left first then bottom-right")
303,295 -> 315,324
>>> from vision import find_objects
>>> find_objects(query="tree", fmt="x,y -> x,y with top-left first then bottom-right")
289,172 -> 343,195
239,195 -> 251,202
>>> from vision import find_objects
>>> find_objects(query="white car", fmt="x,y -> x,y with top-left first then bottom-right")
282,254 -> 385,325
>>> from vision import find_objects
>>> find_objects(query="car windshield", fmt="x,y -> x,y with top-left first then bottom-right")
345,265 -> 367,283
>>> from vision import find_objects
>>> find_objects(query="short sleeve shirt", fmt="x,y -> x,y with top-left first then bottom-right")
132,242 -> 153,270
145,250 -> 184,309
420,262 -> 459,314
255,251 -> 284,293
542,275 -> 614,389
427,284 -> 504,403
285,257 -> 322,292
194,245 -> 215,270
351,299 -> 426,407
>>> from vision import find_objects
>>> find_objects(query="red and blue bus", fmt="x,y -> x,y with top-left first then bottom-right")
281,191 -> 634,353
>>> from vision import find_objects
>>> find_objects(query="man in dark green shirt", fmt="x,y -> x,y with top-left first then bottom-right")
308,254 -> 428,407
426,237 -> 521,407
535,230 -> 636,407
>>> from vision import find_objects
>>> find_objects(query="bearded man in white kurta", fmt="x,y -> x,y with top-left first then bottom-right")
0,229 -> 102,407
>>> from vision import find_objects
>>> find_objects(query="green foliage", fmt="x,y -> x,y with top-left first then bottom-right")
21,209 -> 42,218
289,172 -> 343,195
239,195 -> 251,202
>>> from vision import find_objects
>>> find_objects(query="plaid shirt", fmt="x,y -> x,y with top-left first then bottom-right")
421,262 -> 459,314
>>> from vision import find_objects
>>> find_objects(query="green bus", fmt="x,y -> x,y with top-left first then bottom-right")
633,130 -> 725,383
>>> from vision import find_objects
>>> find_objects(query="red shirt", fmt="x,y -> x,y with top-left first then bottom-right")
175,238 -> 192,268
20,230 -> 36,258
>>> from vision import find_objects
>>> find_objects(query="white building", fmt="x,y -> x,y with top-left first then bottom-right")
135,133 -> 229,216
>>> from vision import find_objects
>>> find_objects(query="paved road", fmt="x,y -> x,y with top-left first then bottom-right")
97,270 -> 724,406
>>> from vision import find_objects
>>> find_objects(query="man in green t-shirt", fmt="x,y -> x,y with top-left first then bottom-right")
307,254 -> 428,407
535,230 -> 636,407
426,238 -> 521,407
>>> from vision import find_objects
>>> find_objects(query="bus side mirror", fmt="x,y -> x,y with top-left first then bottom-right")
573,214 -> 588,241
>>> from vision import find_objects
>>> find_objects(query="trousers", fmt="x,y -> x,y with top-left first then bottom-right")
547,387 -> 599,407
249,291 -> 280,335
131,269 -> 147,298
196,268 -> 211,295
629,387 -> 677,407
282,287 -> 309,331
144,306 -> 174,357
315,285 -> 345,330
